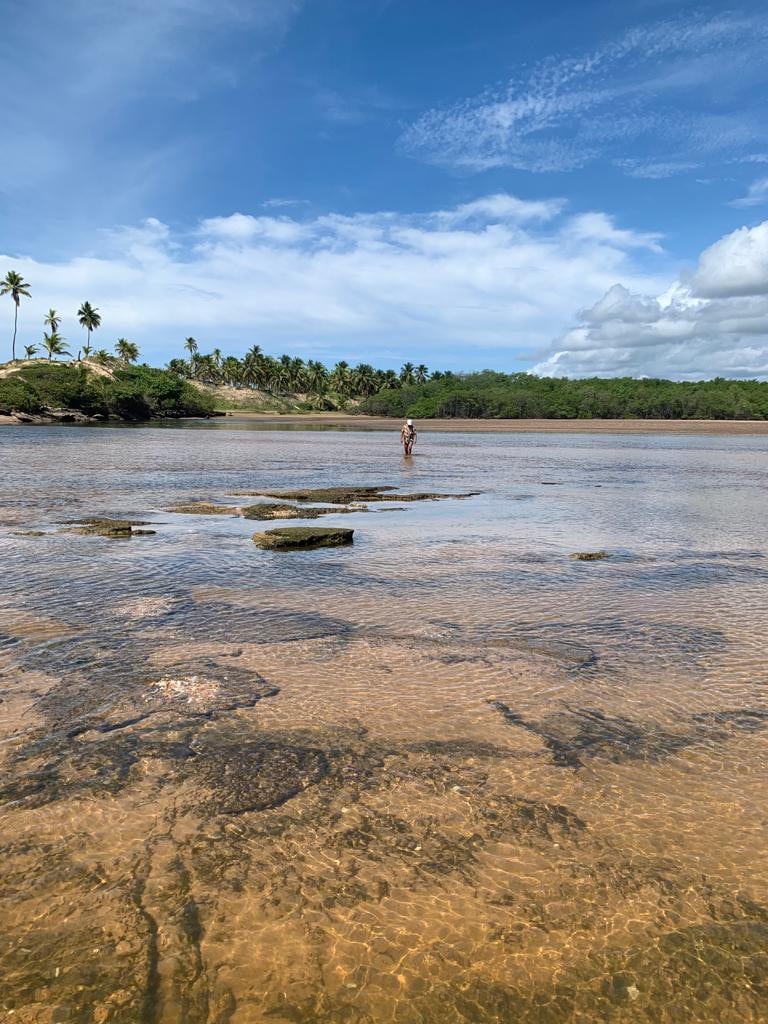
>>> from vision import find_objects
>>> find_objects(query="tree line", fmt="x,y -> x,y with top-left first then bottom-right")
360,370 -> 768,420
166,337 -> 430,399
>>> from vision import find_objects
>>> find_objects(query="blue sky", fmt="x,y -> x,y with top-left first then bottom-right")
2,0 -> 768,377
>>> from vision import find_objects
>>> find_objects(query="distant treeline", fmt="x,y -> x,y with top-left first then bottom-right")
359,372 -> 768,420
0,364 -> 214,420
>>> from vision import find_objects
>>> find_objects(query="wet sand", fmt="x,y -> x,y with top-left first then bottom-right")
218,413 -> 768,434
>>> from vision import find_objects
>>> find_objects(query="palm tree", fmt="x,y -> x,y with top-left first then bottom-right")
184,336 -> 198,361
93,349 -> 113,366
330,360 -> 350,396
24,344 -> 38,359
211,347 -> 222,367
400,362 -> 415,385
42,332 -> 70,361
351,363 -> 378,397
44,309 -> 61,334
1,270 -> 31,362
414,364 -> 430,384
115,338 -> 139,364
306,360 -> 329,396
77,302 -> 101,353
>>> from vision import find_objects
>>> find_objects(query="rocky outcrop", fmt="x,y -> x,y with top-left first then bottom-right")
252,526 -> 354,550
239,486 -> 479,504
241,502 -> 355,520
166,502 -> 240,516
62,518 -> 155,538
571,550 -> 611,561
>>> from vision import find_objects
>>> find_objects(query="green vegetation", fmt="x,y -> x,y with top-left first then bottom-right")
359,371 -> 768,420
2,267 -> 767,422
0,363 -> 214,420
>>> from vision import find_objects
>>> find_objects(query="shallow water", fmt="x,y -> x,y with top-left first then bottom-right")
1,423 -> 767,1023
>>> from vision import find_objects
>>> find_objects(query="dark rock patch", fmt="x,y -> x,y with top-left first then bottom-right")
241,502 -> 356,521
571,550 -> 611,561
252,526 -> 354,550
166,502 -> 240,516
61,517 -> 154,538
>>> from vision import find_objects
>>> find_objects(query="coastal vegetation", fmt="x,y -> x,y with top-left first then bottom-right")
3,268 -> 768,421
0,362 -> 214,420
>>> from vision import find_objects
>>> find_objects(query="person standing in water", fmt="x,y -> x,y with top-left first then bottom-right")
400,418 -> 417,456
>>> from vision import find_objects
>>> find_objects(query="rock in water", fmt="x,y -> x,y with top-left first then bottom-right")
571,551 -> 611,561
252,526 -> 354,550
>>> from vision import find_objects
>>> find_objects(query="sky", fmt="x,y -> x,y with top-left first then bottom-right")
2,0 -> 768,378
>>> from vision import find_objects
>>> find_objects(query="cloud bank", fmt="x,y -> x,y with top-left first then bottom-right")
534,220 -> 768,378
0,195 -> 665,368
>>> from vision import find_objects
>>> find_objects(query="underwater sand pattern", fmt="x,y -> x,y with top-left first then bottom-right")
1,425 -> 768,1022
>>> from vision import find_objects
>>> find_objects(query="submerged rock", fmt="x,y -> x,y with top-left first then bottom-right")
252,526 -> 354,550
62,518 -> 153,538
241,502 -> 355,521
571,550 -> 611,561
239,486 -> 479,505
167,502 -> 240,516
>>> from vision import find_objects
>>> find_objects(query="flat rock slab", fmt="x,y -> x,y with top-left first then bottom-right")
241,502 -> 355,520
61,517 -> 154,538
167,502 -> 241,515
252,526 -> 354,550
571,551 -> 611,561
241,486 -> 478,504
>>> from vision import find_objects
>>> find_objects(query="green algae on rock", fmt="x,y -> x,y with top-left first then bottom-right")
241,502 -> 355,520
62,518 -> 154,539
238,486 -> 479,505
252,526 -> 354,550
166,502 -> 241,516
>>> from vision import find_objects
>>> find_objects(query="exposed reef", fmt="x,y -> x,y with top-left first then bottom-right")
252,526 -> 355,550
571,550 -> 611,561
61,518 -> 155,539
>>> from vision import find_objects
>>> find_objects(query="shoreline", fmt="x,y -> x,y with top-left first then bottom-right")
4,410 -> 768,434
215,413 -> 768,435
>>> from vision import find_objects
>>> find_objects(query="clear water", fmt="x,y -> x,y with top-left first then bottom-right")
1,422 -> 767,1023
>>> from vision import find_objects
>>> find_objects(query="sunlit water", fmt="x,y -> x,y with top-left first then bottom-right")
1,422 -> 767,1023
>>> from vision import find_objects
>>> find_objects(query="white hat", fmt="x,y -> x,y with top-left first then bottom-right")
407,418 -> 413,425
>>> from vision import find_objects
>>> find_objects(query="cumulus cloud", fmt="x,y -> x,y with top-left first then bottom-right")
533,220 -> 768,379
401,12 -> 768,176
0,194 -> 666,368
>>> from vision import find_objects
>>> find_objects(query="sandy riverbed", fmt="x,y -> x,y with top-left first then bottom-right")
218,413 -> 768,434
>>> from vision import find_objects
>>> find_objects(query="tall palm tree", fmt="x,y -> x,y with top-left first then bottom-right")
184,336 -> 198,359
306,360 -> 329,396
400,362 -> 415,385
351,363 -> 378,397
414,364 -> 430,384
42,332 -> 70,361
77,302 -> 101,353
44,309 -> 61,334
1,270 -> 31,362
330,361 -> 350,396
115,338 -> 139,364
24,344 -> 38,359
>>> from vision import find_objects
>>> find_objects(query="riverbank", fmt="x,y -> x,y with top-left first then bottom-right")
217,412 -> 768,434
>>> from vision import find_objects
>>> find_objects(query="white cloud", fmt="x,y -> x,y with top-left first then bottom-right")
401,12 -> 768,175
692,221 -> 768,297
730,177 -> 768,208
533,220 -> 768,379
0,194 -> 666,368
